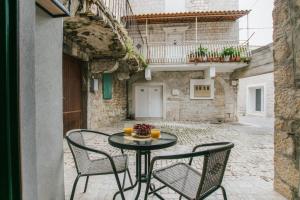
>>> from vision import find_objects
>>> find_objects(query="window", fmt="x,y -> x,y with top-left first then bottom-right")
190,79 -> 214,99
247,86 -> 265,114
255,88 -> 262,111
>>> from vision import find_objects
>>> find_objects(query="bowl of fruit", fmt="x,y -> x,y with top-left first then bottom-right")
133,124 -> 154,138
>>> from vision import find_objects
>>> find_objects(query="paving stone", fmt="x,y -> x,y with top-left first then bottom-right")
64,120 -> 286,200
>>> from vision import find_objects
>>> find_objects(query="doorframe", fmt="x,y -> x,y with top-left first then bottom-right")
246,84 -> 266,116
132,82 -> 166,120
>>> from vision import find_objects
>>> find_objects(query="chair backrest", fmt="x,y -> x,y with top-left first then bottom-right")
66,130 -> 91,174
196,143 -> 233,199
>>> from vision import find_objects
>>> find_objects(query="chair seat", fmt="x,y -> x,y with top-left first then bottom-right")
82,154 -> 128,175
153,163 -> 201,200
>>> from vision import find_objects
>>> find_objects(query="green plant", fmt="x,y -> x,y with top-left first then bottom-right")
221,47 -> 235,57
138,54 -> 148,68
233,49 -> 241,57
196,45 -> 208,56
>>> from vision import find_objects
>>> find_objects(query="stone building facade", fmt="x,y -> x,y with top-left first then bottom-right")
126,0 -> 246,122
87,72 -> 127,128
273,0 -> 300,199
129,71 -> 237,122
130,21 -> 239,43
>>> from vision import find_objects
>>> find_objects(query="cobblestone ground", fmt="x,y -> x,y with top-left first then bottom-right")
64,121 -> 286,200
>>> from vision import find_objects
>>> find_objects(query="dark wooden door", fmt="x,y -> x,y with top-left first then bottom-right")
63,54 -> 83,134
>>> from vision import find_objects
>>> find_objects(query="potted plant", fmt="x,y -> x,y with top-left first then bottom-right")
195,46 -> 208,62
232,49 -> 241,62
188,52 -> 196,63
221,47 -> 235,62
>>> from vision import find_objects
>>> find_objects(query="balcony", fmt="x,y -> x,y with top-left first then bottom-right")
143,41 -> 251,79
146,40 -> 251,64
64,0 -> 147,69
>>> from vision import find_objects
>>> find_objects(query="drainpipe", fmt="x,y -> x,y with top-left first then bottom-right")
195,17 -> 198,43
126,78 -> 129,119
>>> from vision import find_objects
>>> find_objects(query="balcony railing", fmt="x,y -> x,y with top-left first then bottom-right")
145,41 -> 251,64
101,0 -> 146,54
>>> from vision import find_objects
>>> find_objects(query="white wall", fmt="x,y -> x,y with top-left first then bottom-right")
20,2 -> 65,199
238,73 -> 274,118
35,7 -> 64,199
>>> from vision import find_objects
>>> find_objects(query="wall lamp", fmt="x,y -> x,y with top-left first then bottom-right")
36,0 -> 71,18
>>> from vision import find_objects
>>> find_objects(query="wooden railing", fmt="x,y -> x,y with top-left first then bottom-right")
145,41 -> 251,64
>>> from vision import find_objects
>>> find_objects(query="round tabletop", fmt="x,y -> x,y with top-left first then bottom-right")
108,132 -> 177,151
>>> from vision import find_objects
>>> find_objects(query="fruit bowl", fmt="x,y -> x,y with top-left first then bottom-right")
133,124 -> 154,137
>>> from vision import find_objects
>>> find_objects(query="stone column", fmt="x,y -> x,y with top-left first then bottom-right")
273,0 -> 300,198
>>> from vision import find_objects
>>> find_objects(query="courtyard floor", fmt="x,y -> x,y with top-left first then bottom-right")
64,119 -> 286,200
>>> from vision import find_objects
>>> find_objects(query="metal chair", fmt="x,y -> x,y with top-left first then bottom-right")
66,129 -> 133,200
144,142 -> 234,200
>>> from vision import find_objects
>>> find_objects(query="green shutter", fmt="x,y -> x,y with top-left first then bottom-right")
103,73 -> 112,99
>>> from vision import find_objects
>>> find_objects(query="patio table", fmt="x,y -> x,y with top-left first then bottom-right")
108,132 -> 177,200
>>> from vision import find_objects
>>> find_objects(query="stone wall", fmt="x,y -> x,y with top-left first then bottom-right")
129,0 -> 165,14
273,0 -> 300,198
129,0 -> 238,14
87,61 -> 127,129
128,71 -> 237,122
131,21 -> 239,43
232,44 -> 274,79
238,73 -> 274,118
185,0 -> 239,11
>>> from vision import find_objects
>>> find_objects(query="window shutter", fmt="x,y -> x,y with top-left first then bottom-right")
102,73 -> 112,99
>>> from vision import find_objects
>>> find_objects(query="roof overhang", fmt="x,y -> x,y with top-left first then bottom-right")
125,10 -> 250,24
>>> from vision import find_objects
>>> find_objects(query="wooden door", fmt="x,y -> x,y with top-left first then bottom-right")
63,54 -> 83,134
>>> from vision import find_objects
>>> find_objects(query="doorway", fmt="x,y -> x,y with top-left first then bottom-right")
165,32 -> 184,61
63,54 -> 85,134
135,85 -> 163,118
247,85 -> 265,115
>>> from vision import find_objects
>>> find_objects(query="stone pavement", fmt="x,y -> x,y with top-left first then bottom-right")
64,121 -> 286,200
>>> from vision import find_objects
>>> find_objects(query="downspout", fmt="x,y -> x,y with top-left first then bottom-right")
126,78 -> 129,119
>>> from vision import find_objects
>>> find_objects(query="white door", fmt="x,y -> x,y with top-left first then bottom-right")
166,33 -> 184,61
135,85 -> 163,118
135,86 -> 149,117
149,86 -> 163,117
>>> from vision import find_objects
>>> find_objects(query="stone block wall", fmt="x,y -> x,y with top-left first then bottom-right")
273,0 -> 300,198
129,0 -> 239,14
130,21 -> 239,43
128,71 -> 237,122
129,0 -> 165,14
185,0 -> 239,11
87,63 -> 127,129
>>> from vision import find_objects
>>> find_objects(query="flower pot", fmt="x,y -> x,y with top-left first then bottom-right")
224,56 -> 230,62
235,56 -> 241,62
189,57 -> 196,63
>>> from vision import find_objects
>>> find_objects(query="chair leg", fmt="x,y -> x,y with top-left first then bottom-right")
220,186 -> 227,200
70,175 -> 80,200
127,169 -> 133,186
122,171 -> 127,189
83,176 -> 89,193
113,172 -> 126,200
144,178 -> 151,200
